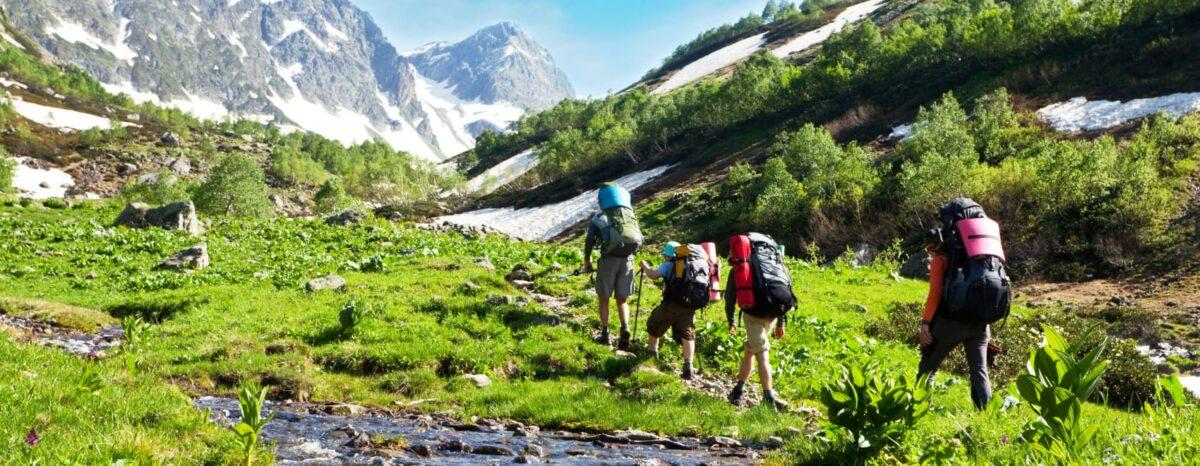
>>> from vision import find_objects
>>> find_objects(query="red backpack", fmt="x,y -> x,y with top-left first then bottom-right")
729,235 -> 756,309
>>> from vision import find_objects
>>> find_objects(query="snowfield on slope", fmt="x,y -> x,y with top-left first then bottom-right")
770,0 -> 887,58
1037,93 -> 1200,132
9,157 -> 77,199
464,148 -> 541,194
438,165 -> 675,241
652,33 -> 766,95
651,0 -> 884,95
6,97 -> 127,132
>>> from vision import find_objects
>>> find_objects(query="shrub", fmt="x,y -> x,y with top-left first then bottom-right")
821,362 -> 930,450
1013,325 -> 1108,463
193,154 -> 271,218
0,151 -> 16,194
313,178 -> 352,214
115,171 -> 193,206
339,298 -> 383,334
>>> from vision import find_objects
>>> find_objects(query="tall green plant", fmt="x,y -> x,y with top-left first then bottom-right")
232,383 -> 273,466
120,316 -> 149,373
820,362 -> 931,450
1012,325 -> 1108,463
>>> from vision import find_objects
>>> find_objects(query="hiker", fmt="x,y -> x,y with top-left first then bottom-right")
583,183 -> 643,349
917,198 -> 1011,410
724,233 -> 796,411
639,241 -> 712,380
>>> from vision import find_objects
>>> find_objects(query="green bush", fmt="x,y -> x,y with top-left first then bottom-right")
820,362 -> 930,450
0,148 -> 14,194
193,154 -> 271,218
313,178 -> 352,214
115,171 -> 194,206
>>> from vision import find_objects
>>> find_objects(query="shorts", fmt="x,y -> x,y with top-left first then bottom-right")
646,300 -> 696,343
595,256 -> 634,300
743,314 -> 777,354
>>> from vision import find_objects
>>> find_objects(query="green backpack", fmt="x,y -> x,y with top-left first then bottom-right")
592,207 -> 642,257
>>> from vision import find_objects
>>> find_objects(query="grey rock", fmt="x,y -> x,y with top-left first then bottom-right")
437,440 -> 471,452
706,436 -> 742,448
159,132 -> 183,147
474,258 -> 496,272
851,243 -> 877,267
168,155 -> 191,175
118,162 -> 138,175
325,210 -> 365,226
766,436 -> 785,448
514,454 -> 539,464
330,403 -> 367,416
156,244 -> 209,271
471,445 -> 514,456
521,444 -> 546,457
463,374 -> 492,388
408,444 -> 434,457
510,279 -> 535,290
306,275 -> 347,292
346,432 -> 371,448
616,430 -> 663,442
899,251 -> 931,279
114,201 -> 204,236
269,194 -> 305,217
506,268 -> 532,282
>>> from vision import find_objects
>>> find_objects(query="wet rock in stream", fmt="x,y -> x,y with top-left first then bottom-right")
0,314 -> 123,357
194,396 -> 760,465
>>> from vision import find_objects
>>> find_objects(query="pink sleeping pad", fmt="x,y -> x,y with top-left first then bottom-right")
957,217 -> 1005,261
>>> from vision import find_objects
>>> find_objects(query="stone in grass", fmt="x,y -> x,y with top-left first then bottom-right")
463,374 -> 492,388
325,210 -> 365,226
899,251 -> 931,279
114,201 -> 204,236
473,258 -> 496,272
307,275 -> 347,292
706,436 -> 742,448
510,280 -> 535,290
766,436 -> 785,449
156,244 -> 209,271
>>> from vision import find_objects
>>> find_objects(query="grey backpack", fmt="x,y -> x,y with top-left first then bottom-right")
592,207 -> 642,257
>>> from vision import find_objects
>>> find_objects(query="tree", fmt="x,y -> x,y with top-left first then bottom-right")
314,178 -> 352,214
762,0 -> 781,21
971,88 -> 1023,162
194,154 -> 271,218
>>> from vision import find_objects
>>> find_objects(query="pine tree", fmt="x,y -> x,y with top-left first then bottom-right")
762,0 -> 781,21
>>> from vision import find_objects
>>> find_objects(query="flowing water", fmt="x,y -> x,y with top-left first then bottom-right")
195,396 -> 759,465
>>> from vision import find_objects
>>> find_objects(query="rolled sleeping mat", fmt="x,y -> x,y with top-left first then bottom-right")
957,217 -> 1005,261
701,242 -> 721,301
598,183 -> 632,210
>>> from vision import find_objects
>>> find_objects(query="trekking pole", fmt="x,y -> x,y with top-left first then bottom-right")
633,269 -> 645,345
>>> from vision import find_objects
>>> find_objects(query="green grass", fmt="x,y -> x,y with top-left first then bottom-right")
0,202 -> 1198,464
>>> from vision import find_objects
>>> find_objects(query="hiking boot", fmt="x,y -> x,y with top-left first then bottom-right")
617,327 -> 631,351
681,361 -> 694,380
763,390 -> 789,412
597,329 -> 611,346
728,381 -> 745,405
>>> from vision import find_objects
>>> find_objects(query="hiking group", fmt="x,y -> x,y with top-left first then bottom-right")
583,183 -> 1012,411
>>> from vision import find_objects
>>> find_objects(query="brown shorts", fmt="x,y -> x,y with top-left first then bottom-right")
743,314 -> 777,354
646,300 -> 696,343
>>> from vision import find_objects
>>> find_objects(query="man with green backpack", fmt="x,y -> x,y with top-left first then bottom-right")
583,183 -> 643,350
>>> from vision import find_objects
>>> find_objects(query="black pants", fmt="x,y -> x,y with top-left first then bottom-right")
918,317 -> 992,410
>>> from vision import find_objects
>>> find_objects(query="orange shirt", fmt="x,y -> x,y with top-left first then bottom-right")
922,253 -> 947,323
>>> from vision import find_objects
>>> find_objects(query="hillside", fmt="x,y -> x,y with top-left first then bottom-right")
0,0 -> 574,160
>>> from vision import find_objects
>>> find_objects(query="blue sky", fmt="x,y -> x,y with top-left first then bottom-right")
354,0 -> 766,98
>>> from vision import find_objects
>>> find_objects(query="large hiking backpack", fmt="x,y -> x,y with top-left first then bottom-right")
730,233 -> 796,318
939,198 -> 1012,325
664,244 -> 712,310
591,207 -> 643,257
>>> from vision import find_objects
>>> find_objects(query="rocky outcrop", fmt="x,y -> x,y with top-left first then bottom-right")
114,201 -> 204,236
306,275 -> 347,292
156,244 -> 209,271
325,210 -> 365,226
900,251 -> 931,279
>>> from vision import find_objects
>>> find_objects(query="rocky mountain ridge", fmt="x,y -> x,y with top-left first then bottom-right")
0,0 -> 574,161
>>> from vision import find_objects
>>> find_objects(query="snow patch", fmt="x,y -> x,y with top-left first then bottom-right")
438,165 -> 675,241
411,66 -> 524,157
0,29 -> 25,50
889,124 -> 912,140
1181,376 -> 1200,400
653,33 -> 766,95
277,63 -> 303,81
0,77 -> 28,89
167,91 -> 231,121
465,148 -> 540,194
9,157 -> 75,199
226,33 -> 249,60
322,20 -> 349,42
770,0 -> 886,58
1037,93 -> 1200,132
277,19 -> 338,53
46,15 -> 139,64
7,97 -> 120,132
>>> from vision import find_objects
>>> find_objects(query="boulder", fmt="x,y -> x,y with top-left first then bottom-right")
851,243 -> 877,267
473,258 -> 496,272
510,280 -> 535,290
156,244 -> 209,271
521,444 -> 547,457
307,275 -> 347,292
463,374 -> 492,388
114,201 -> 204,236
325,210 -> 365,226
269,194 -> 306,217
437,440 -> 471,452
407,444 -> 434,458
899,251 -> 931,279
706,436 -> 742,448
472,445 -> 515,456
168,155 -> 191,175
505,268 -> 532,282
159,132 -> 184,147
117,162 -> 138,175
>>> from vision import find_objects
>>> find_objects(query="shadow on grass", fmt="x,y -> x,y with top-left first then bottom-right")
106,293 -> 209,323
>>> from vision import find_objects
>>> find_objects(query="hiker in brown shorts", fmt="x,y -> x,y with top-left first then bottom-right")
639,241 -> 700,380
